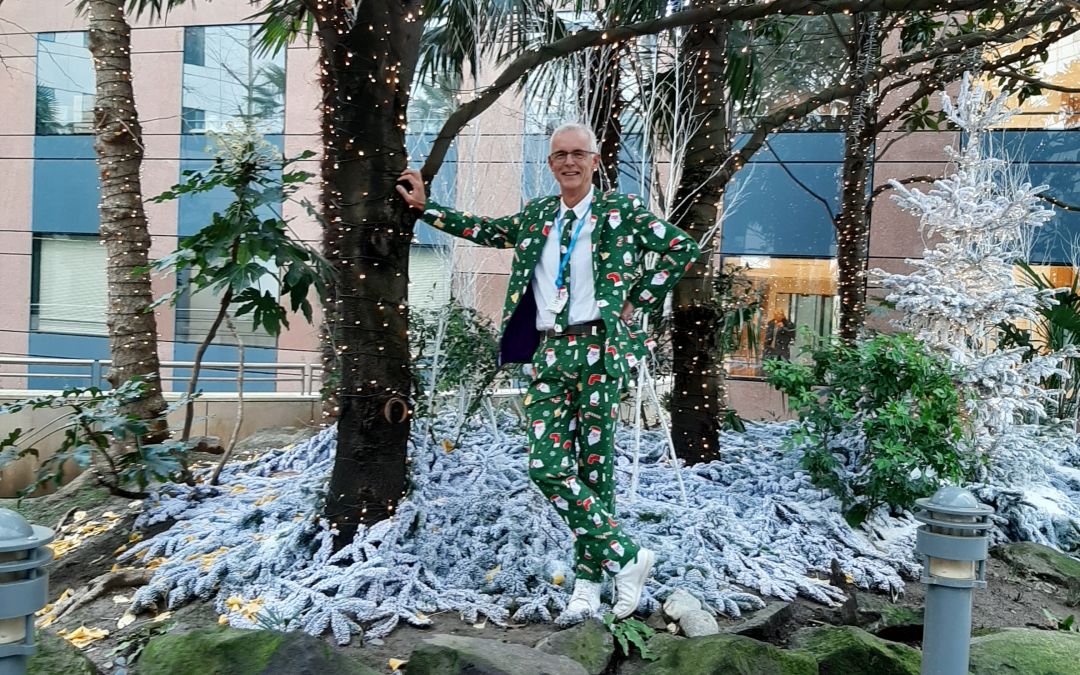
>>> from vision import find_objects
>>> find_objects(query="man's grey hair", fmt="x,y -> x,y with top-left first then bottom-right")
550,122 -> 598,153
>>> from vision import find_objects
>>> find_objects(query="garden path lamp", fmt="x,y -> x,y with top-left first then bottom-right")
0,509 -> 54,675
914,486 -> 993,675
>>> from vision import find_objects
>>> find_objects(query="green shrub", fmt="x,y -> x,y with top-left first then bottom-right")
765,333 -> 975,526
0,379 -> 190,498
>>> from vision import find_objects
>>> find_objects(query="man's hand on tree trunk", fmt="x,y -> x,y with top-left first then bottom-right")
396,169 -> 427,211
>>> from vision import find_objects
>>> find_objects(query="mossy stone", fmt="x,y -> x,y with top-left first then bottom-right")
618,632 -> 817,675
137,626 -> 377,675
536,619 -> 616,675
791,625 -> 920,675
27,632 -> 98,675
992,541 -> 1080,589
969,627 -> 1080,675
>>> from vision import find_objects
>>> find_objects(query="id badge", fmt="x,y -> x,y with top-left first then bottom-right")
547,287 -> 569,313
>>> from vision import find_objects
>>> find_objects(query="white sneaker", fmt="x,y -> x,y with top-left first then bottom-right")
612,549 -> 655,619
562,578 -> 602,617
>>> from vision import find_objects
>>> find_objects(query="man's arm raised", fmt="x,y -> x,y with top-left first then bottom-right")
397,168 -> 519,250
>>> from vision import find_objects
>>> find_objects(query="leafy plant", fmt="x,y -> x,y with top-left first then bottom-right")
765,333 -> 975,526
148,121 -> 332,440
603,612 -> 659,662
409,297 -> 501,424
998,260 -> 1080,422
1042,608 -> 1078,632
0,379 -> 190,498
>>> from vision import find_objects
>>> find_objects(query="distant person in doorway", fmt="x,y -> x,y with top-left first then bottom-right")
763,310 -> 796,362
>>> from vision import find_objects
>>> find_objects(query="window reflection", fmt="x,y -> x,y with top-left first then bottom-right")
181,25 -> 285,134
722,256 -> 838,377
36,32 -> 94,135
991,33 -> 1080,130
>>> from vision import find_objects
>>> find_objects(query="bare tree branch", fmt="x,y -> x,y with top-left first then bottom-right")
421,0 -> 1041,180
992,66 -> 1080,93
871,174 -> 939,198
1041,192 -> 1080,212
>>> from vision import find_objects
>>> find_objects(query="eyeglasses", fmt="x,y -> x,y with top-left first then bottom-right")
548,150 -> 597,163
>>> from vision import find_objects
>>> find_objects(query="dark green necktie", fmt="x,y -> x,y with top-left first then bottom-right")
555,208 -> 578,331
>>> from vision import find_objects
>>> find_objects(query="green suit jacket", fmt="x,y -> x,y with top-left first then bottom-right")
421,190 -> 700,381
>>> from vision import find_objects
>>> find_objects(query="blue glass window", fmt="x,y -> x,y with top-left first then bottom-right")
181,25 -> 285,134
984,130 -> 1080,265
720,132 -> 843,258
35,32 -> 94,135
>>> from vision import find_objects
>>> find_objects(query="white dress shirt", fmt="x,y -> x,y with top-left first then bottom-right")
532,189 -> 601,330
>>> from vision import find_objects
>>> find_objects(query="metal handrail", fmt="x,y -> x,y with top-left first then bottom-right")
0,357 -> 323,396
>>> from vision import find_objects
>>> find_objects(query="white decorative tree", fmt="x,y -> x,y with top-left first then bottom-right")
874,74 -> 1080,546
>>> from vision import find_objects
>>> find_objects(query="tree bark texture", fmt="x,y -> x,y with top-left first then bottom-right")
319,1 -> 424,544
87,0 -> 167,441
668,17 -> 731,465
836,13 -> 881,343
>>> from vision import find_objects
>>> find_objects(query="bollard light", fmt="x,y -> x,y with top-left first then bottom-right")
913,486 -> 993,675
0,509 -> 54,675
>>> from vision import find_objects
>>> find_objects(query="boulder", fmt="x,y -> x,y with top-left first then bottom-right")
137,626 -> 377,675
791,625 -> 920,675
535,619 -> 616,675
991,541 -> 1080,589
726,601 -> 793,642
618,632 -> 817,675
405,634 -> 588,675
969,627 -> 1080,674
28,632 -> 99,675
679,609 -> 719,637
856,594 -> 923,642
662,589 -> 702,621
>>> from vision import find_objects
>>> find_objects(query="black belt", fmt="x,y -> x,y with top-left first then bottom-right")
543,320 -> 605,339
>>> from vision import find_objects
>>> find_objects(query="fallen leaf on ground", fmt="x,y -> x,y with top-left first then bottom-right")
389,658 -> 408,671
152,612 -> 172,623
116,612 -> 137,629
60,625 -> 109,648
112,595 -> 130,604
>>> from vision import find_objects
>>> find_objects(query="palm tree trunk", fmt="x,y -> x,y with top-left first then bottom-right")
319,1 -> 423,544
87,0 -> 166,441
668,15 -> 731,465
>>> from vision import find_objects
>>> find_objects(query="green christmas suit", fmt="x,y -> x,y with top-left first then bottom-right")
421,191 -> 699,581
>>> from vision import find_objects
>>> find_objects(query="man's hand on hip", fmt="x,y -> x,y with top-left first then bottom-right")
396,169 -> 427,210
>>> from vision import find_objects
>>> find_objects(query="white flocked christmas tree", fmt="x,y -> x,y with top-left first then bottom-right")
874,74 -> 1080,546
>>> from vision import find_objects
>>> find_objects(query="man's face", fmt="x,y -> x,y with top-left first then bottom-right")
548,129 -> 600,196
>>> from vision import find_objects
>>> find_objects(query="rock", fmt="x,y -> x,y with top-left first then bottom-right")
679,609 -> 719,637
233,427 -> 318,456
137,626 -> 377,675
644,610 -> 668,632
969,627 -> 1080,674
535,619 -> 615,675
405,634 -> 588,675
992,541 -> 1080,589
791,625 -> 920,675
28,632 -> 99,675
662,589 -> 702,621
189,436 -> 223,454
618,633 -> 817,675
856,594 -> 923,642
726,601 -> 793,642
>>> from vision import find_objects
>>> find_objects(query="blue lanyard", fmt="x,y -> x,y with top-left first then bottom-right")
554,207 -> 590,290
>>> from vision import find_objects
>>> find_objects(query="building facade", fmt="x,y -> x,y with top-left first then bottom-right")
1,3 -> 1079,420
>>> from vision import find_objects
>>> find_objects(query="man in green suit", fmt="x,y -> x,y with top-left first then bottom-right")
397,122 -> 700,621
